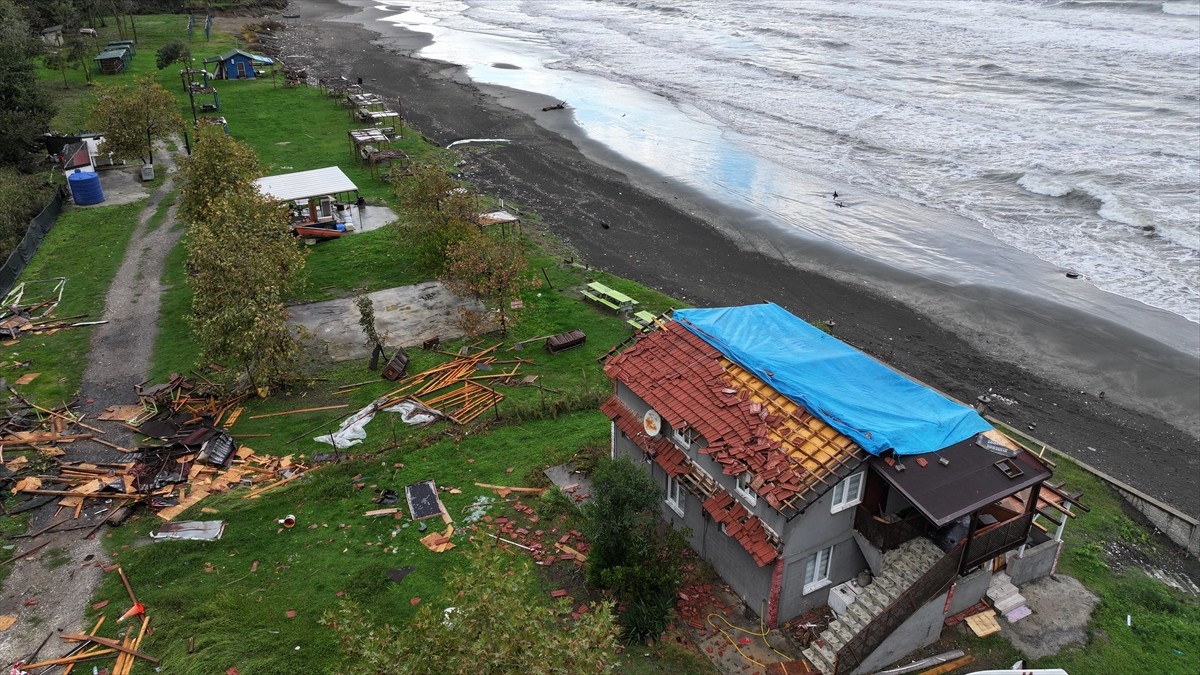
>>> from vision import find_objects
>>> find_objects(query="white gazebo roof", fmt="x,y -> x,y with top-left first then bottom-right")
254,166 -> 359,202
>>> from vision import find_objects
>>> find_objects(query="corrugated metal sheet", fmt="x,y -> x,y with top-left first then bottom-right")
254,166 -> 359,202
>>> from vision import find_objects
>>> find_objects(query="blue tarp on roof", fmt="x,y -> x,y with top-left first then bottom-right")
673,303 -> 991,456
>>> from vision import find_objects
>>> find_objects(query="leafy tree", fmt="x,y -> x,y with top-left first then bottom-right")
155,38 -> 188,70
182,126 -> 306,393
0,0 -> 53,168
65,35 -> 93,84
323,545 -> 619,674
391,162 -> 479,274
442,232 -> 538,335
43,48 -> 70,87
88,74 -> 181,165
583,457 -> 689,643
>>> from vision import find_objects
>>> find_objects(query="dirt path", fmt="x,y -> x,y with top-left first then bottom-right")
0,143 -> 183,666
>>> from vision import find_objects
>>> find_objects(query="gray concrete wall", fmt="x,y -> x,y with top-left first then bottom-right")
612,416 -> 776,613
1118,488 -> 1200,558
852,589 -> 950,675
852,530 -> 886,576
778,534 -> 868,620
1006,538 -> 1063,587
945,566 -> 993,617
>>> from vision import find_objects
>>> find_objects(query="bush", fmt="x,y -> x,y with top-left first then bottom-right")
583,457 -> 689,642
156,39 -> 190,70
0,168 -> 53,260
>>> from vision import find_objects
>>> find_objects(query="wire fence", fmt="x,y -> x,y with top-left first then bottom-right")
0,192 -> 64,298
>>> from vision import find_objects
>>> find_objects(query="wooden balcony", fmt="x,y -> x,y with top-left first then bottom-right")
853,505 -> 929,554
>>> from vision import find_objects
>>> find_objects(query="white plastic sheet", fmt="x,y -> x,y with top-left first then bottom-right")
314,397 -> 440,449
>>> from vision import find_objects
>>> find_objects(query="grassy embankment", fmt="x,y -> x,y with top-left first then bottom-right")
11,12 -> 1198,675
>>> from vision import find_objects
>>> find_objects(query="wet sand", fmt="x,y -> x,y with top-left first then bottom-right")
277,0 -> 1199,518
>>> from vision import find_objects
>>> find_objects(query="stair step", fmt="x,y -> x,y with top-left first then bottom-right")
994,592 -> 1027,614
1005,604 -> 1033,623
987,582 -> 1019,601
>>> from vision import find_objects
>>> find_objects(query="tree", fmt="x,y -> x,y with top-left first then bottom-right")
43,48 -> 70,87
0,0 -> 53,168
88,74 -> 181,165
65,35 -> 93,84
583,457 -> 689,643
323,545 -> 619,674
391,162 -> 479,274
155,38 -> 189,70
442,232 -> 538,335
181,126 -> 307,393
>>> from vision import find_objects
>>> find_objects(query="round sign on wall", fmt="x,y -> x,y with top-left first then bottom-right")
642,409 -> 662,437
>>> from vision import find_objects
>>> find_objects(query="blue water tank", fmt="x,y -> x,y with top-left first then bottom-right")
68,169 -> 105,205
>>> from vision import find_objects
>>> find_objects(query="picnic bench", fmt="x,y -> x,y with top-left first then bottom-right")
581,281 -> 637,311
627,310 -> 661,332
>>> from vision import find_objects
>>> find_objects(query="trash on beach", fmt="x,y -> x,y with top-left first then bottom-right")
446,138 -> 511,149
541,101 -> 567,111
150,520 -> 227,541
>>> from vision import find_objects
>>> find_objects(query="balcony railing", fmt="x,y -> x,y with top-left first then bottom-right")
834,540 -> 965,674
962,511 -> 1034,571
853,505 -> 928,554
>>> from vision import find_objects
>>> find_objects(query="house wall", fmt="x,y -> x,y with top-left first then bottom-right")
1005,536 -> 1062,586
612,382 -> 879,623
945,566 -> 993,617
611,425 -> 775,612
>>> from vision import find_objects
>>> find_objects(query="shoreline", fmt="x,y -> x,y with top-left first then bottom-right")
281,0 -> 1200,518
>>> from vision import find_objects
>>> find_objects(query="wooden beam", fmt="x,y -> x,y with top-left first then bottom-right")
21,648 -> 116,669
248,404 -> 348,419
58,634 -> 159,664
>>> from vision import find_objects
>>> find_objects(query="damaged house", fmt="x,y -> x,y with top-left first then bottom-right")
601,303 -> 1080,674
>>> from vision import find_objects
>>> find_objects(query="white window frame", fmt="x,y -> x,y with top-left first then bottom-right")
671,424 -> 694,448
803,545 -> 834,594
665,475 -> 685,517
830,471 -> 865,514
735,472 -> 757,507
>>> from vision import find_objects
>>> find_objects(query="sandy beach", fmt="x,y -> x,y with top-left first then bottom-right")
276,0 -> 1199,518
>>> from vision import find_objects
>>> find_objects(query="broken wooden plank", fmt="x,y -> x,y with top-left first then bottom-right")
475,482 -> 548,496
21,648 -> 117,669
58,634 -> 159,664
248,404 -> 348,420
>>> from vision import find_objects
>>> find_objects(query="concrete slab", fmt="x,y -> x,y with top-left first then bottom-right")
75,165 -> 153,207
1001,574 -> 1098,660
288,281 -> 489,361
346,204 -> 397,233
543,462 -> 593,504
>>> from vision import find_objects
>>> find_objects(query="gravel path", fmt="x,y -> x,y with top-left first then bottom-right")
0,144 -> 183,666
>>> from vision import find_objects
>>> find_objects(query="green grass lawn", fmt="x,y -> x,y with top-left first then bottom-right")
9,199 -> 147,404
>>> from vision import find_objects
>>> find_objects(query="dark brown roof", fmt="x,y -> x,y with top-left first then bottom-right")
870,431 -> 1052,527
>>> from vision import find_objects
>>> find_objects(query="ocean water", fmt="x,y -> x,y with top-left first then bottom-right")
370,0 -> 1200,335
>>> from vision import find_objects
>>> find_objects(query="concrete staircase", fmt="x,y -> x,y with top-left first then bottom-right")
802,538 -> 944,674
987,571 -> 1030,622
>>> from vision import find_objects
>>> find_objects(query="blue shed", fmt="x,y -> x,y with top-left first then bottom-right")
204,49 -> 274,80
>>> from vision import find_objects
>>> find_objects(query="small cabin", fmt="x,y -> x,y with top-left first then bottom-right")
41,25 -> 64,47
105,40 -> 136,57
93,47 -> 131,75
204,49 -> 274,80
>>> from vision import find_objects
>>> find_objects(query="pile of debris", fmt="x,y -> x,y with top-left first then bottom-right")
468,484 -> 591,569
0,278 -> 105,344
7,374 -> 312,526
377,344 -> 531,425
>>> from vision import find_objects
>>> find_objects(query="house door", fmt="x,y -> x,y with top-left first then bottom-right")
236,61 -> 248,78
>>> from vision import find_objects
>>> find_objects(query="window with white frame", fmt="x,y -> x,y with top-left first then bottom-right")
803,545 -> 834,593
665,475 -> 685,517
830,471 -> 864,514
735,472 -> 757,507
671,424 -> 694,448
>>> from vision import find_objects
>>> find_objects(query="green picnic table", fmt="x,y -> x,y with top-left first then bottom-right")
582,281 -> 637,311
